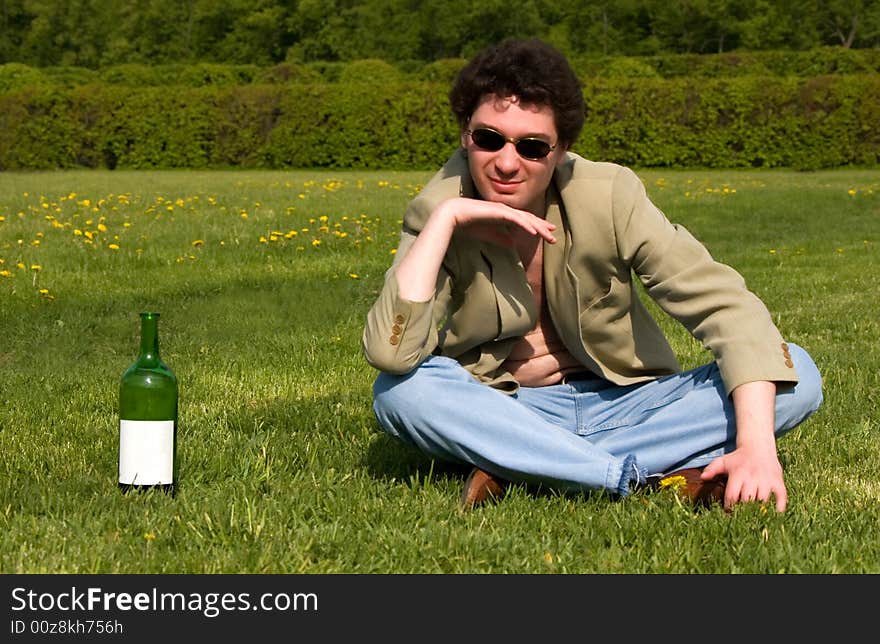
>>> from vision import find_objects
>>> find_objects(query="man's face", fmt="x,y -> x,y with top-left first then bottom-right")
462,94 -> 568,215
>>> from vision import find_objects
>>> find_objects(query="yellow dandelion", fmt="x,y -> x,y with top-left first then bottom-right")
0,270 -> 11,277
284,230 -> 298,239
74,229 -> 83,236
259,236 -> 268,243
108,244 -> 120,250
390,248 -> 397,255
240,212 -> 248,220
311,239 -> 321,247
349,273 -> 359,279
84,230 -> 94,240
543,552 -> 554,564
123,222 -> 131,228
143,532 -> 156,541
30,264 -> 41,271
16,262 -> 25,270
848,189 -> 857,196
39,288 -> 49,295
658,475 -> 687,491
97,223 -> 108,232
191,239 -> 204,247
0,216 -> 5,222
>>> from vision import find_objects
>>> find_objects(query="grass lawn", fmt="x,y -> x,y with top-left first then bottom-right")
0,166 -> 877,574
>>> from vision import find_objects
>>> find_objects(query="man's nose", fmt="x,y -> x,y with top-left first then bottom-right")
494,141 -> 520,174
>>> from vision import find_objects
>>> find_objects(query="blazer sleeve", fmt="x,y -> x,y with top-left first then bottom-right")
361,199 -> 456,375
610,166 -> 798,394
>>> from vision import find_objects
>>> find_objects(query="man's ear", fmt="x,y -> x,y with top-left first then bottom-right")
554,143 -> 571,166
460,129 -> 469,151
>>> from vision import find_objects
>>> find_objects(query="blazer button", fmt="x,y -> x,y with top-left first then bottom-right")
389,335 -> 400,346
391,324 -> 402,334
781,342 -> 789,351
394,314 -> 405,324
785,359 -> 794,368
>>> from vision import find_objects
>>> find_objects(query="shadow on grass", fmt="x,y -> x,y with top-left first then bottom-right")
361,432 -> 470,487
360,429 -> 614,507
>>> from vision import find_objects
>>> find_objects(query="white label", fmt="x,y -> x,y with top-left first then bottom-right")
119,420 -> 174,485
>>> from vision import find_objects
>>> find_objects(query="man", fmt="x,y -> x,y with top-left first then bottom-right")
362,38 -> 823,512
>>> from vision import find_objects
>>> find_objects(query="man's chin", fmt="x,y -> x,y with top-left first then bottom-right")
486,192 -> 524,209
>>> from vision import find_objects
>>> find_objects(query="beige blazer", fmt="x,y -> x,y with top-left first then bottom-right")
363,150 -> 799,395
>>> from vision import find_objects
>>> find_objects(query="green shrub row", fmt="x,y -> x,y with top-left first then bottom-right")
2,47 -> 879,93
1,75 -> 877,171
575,47 -> 880,80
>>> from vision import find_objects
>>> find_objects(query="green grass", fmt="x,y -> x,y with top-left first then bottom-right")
1,166 -> 877,574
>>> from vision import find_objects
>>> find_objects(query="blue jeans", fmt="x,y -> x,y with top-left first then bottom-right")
372,344 -> 823,497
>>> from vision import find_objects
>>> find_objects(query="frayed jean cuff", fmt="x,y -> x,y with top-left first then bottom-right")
615,455 -> 645,497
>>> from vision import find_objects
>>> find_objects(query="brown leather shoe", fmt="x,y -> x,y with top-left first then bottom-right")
654,467 -> 727,508
461,467 -> 507,509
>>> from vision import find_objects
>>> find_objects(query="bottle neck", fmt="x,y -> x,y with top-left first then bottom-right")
138,313 -> 161,364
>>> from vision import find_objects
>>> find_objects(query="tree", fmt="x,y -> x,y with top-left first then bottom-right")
817,0 -> 880,48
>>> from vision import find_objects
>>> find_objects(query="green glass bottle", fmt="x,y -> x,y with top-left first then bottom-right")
118,312 -> 178,495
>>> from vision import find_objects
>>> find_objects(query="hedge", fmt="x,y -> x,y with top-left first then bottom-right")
3,47 -> 879,93
1,75 -> 877,171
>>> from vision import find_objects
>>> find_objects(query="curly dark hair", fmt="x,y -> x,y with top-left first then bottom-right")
449,38 -> 585,147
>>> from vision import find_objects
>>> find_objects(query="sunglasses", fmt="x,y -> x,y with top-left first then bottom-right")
465,127 -> 557,160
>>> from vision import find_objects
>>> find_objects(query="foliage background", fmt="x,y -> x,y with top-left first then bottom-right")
2,2 -> 879,172
2,0 -> 879,67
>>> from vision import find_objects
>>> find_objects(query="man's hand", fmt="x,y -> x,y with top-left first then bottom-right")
702,379 -> 786,512
395,197 -> 555,302
702,446 -> 787,512
445,197 -> 557,247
